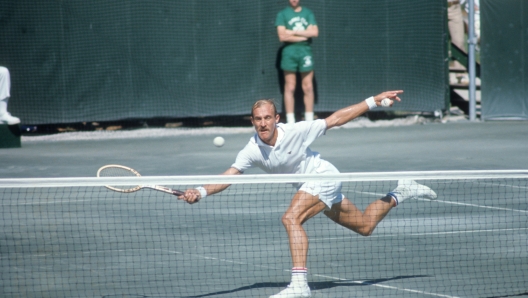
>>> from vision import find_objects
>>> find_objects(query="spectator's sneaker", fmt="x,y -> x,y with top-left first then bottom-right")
270,282 -> 311,298
0,112 -> 20,125
388,179 -> 437,206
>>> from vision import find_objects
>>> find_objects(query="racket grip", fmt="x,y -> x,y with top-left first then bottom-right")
172,190 -> 184,196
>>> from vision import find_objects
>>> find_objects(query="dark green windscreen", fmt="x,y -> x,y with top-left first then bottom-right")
481,0 -> 528,120
0,0 -> 447,125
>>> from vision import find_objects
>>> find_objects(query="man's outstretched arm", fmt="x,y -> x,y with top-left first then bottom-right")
178,167 -> 241,204
325,90 -> 403,129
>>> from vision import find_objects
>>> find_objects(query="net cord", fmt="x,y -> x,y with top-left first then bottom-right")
1,170 -> 527,188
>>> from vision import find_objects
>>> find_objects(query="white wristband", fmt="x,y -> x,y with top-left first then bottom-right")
365,96 -> 377,110
195,186 -> 207,199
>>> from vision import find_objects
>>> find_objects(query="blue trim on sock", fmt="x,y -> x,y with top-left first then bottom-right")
387,192 -> 398,206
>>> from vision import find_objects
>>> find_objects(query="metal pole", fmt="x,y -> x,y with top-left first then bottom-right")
468,0 -> 477,121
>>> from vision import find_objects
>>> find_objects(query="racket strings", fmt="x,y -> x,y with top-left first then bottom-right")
99,167 -> 139,178
98,166 -> 141,192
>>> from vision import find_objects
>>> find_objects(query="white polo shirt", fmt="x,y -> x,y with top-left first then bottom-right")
231,119 -> 328,175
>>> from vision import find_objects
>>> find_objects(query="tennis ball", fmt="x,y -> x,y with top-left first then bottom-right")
381,98 -> 393,107
213,136 -> 225,147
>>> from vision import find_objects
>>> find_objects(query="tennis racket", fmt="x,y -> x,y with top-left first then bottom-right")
97,164 -> 184,196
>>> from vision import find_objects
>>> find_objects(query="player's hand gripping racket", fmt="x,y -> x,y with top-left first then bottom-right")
97,164 -> 184,196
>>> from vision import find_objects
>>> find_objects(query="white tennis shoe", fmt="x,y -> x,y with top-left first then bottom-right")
389,179 -> 437,205
0,111 -> 20,125
0,98 -> 20,125
269,282 -> 311,298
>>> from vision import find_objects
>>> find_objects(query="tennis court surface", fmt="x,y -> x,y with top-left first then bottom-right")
1,121 -> 527,298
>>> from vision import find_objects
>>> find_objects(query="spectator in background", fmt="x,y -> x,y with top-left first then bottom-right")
275,0 -> 318,124
447,0 -> 469,84
0,66 -> 20,125
447,0 -> 465,52
461,0 -> 480,45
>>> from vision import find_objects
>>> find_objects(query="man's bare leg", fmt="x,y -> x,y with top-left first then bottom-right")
300,71 -> 314,121
324,180 -> 438,235
271,180 -> 437,297
270,191 -> 326,298
284,71 -> 297,124
324,196 -> 395,236
282,191 -> 326,267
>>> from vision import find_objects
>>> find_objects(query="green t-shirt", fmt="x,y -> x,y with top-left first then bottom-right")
275,6 -> 317,46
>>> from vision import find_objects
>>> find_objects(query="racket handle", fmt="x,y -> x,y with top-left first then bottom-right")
172,190 -> 184,196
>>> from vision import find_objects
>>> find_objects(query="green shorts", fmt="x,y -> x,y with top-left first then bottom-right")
280,44 -> 314,73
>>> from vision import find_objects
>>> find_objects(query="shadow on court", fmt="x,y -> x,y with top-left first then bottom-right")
188,275 -> 430,298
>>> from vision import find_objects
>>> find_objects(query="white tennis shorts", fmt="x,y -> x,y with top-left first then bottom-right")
298,160 -> 344,209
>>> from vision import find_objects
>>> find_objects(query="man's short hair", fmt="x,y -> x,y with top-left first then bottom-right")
251,99 -> 278,117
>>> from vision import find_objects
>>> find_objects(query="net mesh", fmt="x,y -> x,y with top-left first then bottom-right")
1,171 -> 527,298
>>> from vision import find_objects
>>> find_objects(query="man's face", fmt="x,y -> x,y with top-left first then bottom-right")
289,0 -> 300,9
251,103 -> 280,145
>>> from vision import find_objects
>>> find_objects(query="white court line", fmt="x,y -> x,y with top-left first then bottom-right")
0,197 -> 130,206
417,198 -> 528,213
469,181 -> 528,190
21,117 -> 428,143
349,190 -> 528,213
312,274 -> 462,298
310,227 -> 528,242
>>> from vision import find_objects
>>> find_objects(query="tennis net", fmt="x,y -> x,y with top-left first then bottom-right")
1,170 -> 527,298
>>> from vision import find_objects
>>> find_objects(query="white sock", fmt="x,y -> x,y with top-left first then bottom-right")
286,113 -> 295,124
304,112 -> 314,121
291,267 -> 308,285
0,99 -> 7,115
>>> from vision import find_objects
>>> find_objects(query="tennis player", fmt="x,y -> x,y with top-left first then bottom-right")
179,90 -> 437,298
